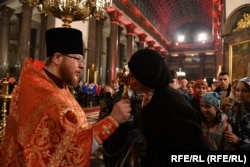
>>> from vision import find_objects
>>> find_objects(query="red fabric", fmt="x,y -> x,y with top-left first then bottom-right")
0,58 -> 118,167
96,85 -> 101,96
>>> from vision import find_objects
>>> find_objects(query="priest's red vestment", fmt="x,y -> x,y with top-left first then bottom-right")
0,58 -> 118,167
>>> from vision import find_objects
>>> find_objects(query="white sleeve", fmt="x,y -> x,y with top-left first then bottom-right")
91,137 -> 99,153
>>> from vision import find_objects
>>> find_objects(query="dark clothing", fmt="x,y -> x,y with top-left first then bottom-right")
190,96 -> 202,114
140,87 -> 210,167
228,102 -> 242,137
98,85 -> 124,120
113,85 -> 124,104
228,102 -> 250,151
99,92 -> 114,120
100,85 -> 142,167
214,84 -> 231,97
238,104 -> 250,151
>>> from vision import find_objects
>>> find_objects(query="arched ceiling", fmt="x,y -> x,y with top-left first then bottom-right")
147,0 -> 213,37
115,0 -> 222,52
0,0 -> 223,53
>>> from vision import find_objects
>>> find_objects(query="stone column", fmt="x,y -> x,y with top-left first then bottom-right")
137,33 -> 147,50
118,26 -> 124,70
17,0 -> 37,68
106,10 -> 122,84
88,17 -> 97,73
147,40 -> 155,50
0,6 -> 14,78
96,19 -> 104,83
39,13 -> 48,61
125,23 -> 136,63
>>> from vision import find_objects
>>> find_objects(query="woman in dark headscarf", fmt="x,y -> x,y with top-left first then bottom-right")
127,49 -> 210,166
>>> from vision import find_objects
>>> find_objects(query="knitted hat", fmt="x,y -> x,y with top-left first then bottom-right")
201,92 -> 221,109
128,49 -> 170,88
45,28 -> 84,57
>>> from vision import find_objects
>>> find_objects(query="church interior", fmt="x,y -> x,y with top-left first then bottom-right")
0,0 -> 249,85
0,1 -> 250,165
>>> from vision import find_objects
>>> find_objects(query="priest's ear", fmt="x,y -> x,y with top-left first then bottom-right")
44,52 -> 62,66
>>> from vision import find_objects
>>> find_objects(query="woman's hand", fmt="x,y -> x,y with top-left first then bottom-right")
224,131 -> 240,144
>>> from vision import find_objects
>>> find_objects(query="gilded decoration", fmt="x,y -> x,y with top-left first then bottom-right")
102,124 -> 112,135
233,13 -> 250,31
229,40 -> 250,81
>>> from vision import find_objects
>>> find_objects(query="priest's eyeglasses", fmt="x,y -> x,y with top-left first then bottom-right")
63,54 -> 84,64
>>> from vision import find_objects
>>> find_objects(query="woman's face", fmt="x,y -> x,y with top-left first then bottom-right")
112,81 -> 119,91
169,78 -> 179,89
186,83 -> 194,95
231,82 -> 237,98
128,72 -> 152,93
195,85 -> 207,96
200,101 -> 217,121
235,82 -> 250,104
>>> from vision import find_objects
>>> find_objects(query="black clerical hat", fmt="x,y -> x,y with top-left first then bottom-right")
45,28 -> 84,57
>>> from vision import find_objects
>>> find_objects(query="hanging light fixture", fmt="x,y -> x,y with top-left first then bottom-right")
38,0 -> 112,28
177,68 -> 186,77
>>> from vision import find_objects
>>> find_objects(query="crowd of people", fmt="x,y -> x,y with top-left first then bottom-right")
93,58 -> 250,166
0,27 -> 249,167
170,70 -> 250,151
72,79 -> 127,109
73,81 -> 102,108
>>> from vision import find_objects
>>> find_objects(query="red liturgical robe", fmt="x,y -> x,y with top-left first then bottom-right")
0,58 -> 118,167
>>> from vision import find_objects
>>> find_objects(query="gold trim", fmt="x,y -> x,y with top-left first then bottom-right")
229,40 -> 250,81
233,13 -> 250,31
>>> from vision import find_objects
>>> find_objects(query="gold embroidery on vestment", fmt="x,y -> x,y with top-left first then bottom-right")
102,124 -> 112,135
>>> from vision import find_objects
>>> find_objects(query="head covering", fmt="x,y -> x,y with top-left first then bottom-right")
128,49 -> 170,88
239,77 -> 250,88
194,80 -> 208,88
45,28 -> 84,57
201,92 -> 221,109
193,80 -> 208,97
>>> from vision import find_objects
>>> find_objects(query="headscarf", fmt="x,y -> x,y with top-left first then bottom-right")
128,49 -> 170,89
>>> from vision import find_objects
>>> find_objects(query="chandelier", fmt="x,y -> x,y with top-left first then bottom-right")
38,0 -> 112,28
177,68 -> 186,77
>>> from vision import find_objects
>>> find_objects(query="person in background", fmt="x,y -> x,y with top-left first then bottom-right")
169,69 -> 179,89
190,79 -> 209,116
95,82 -> 101,105
178,78 -> 188,96
214,71 -> 231,98
87,82 -> 97,107
127,49 -> 209,166
211,81 -> 219,91
98,79 -> 125,120
8,77 -> 17,94
82,81 -> 89,107
224,77 -> 250,150
185,80 -> 196,103
99,84 -> 114,120
73,78 -> 83,105
220,79 -> 239,115
111,79 -> 124,104
200,92 -> 235,150
0,28 -> 131,166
